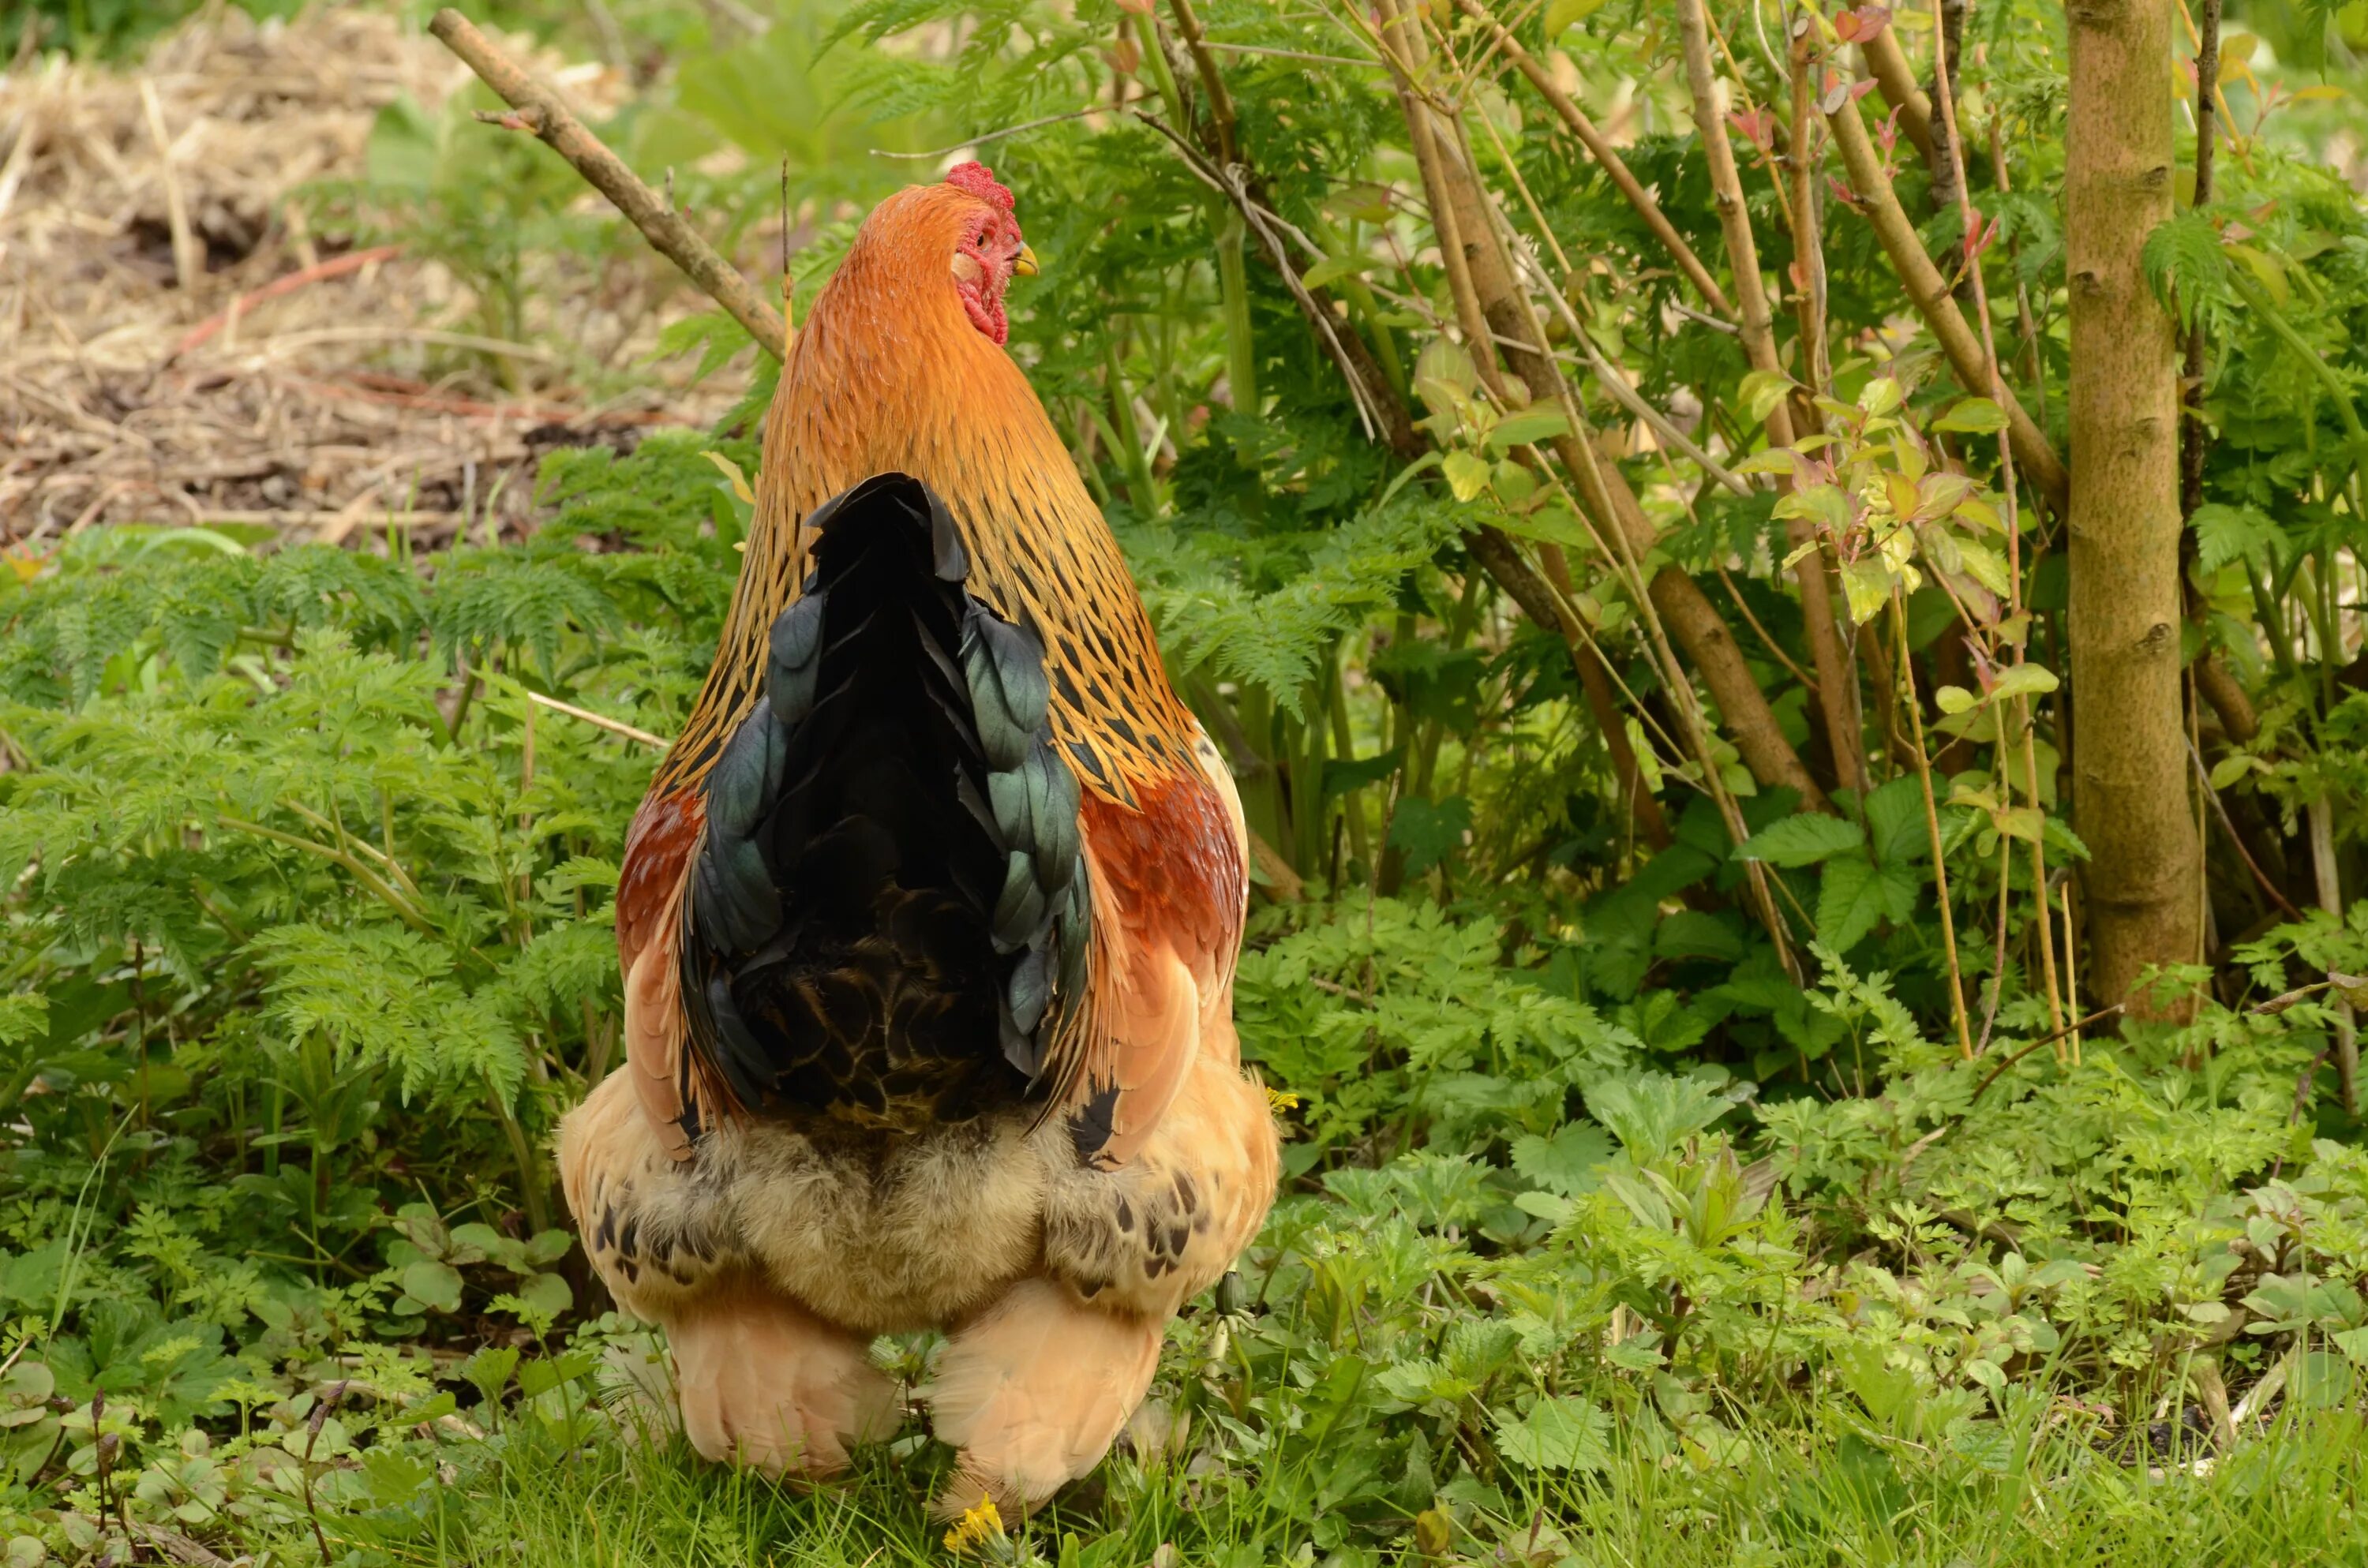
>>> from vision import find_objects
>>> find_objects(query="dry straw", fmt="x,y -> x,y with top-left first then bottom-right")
1,8 -> 737,551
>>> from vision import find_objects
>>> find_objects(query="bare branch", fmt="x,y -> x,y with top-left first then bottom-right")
429,9 -> 788,361
1454,0 -> 1734,321
1824,93 -> 2070,511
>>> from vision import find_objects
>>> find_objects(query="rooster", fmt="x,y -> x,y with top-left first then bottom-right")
557,163 -> 1279,1516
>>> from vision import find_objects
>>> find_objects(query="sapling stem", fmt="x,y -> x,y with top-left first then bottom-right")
1894,590 -> 1976,1059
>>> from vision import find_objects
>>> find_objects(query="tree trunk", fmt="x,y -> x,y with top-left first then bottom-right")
2066,0 -> 2201,1009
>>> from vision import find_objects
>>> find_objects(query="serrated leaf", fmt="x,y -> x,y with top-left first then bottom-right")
1493,1395 -> 1612,1472
1510,1122 -> 1614,1196
1387,794 -> 1472,874
2191,503 -> 2284,571
1864,775 -> 1930,864
1816,855 -> 1920,951
1737,812 -> 1865,866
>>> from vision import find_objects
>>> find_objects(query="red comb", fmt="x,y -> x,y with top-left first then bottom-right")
945,161 -> 1015,211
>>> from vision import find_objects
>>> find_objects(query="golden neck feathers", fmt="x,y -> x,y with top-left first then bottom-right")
654,178 -> 1193,807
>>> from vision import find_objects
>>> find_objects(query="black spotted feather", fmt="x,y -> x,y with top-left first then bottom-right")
679,473 -> 1091,1128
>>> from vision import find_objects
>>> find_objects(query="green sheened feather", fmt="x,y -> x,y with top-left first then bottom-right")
766,592 -> 828,724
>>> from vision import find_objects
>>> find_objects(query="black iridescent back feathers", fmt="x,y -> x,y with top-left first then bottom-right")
680,473 -> 1092,1128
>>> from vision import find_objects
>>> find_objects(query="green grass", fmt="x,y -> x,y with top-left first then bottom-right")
404,1402 -> 2368,1567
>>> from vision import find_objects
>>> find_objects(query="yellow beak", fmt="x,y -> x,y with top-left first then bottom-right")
1014,243 -> 1040,278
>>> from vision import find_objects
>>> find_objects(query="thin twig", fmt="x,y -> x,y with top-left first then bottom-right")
172,246 -> 402,356
1133,112 -> 1384,441
871,98 -> 1156,160
521,688 -> 669,750
138,79 -> 202,296
1968,1005 -> 2126,1105
1858,26 -> 1936,163
1201,39 -> 1382,68
2185,736 -> 2303,920
1894,590 -> 1977,1059
1920,0 -> 2069,1039
1823,92 -> 2069,512
429,9 -> 787,360
300,1381 -> 350,1566
1455,0 -> 1734,319
1680,0 -> 1864,799
1166,0 -> 1239,165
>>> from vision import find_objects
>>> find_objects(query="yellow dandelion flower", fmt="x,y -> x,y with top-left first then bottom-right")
942,1495 -> 1004,1556
1265,1086 -> 1302,1113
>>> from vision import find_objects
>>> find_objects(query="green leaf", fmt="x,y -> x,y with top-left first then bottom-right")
516,1349 -> 598,1399
1863,776 -> 1930,864
1510,1123 -> 1614,1196
459,1346 -> 520,1408
1493,1394 -> 1612,1472
1736,813 -> 1865,866
1543,0 -> 1609,32
1585,1071 -> 1733,1165
1838,557 -> 1894,623
1486,407 -> 1573,453
1655,909 -> 1744,962
2191,503 -> 2284,572
2295,1350 -> 2356,1410
1932,397 -> 2009,434
1739,369 -> 1794,426
1492,505 -> 1595,549
401,1260 -> 464,1315
1441,451 -> 1492,503
515,1271 -> 574,1320
1386,795 -> 1472,875
1773,482 -> 1852,533
2210,752 -> 2269,790
1950,536 -> 2012,599
2141,210 -> 2232,331
1816,855 -> 1920,952
0,995 -> 47,1049
1299,255 -> 1372,291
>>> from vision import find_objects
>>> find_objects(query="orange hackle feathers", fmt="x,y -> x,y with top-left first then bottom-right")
654,170 -> 1197,812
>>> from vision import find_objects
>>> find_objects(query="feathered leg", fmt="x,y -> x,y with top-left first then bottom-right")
668,1277 -> 900,1476
558,1070 -> 897,1476
922,1275 -> 1163,1517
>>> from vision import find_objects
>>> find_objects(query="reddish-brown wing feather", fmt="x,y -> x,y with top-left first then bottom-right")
616,787 -> 721,1159
1060,748 -> 1248,1168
